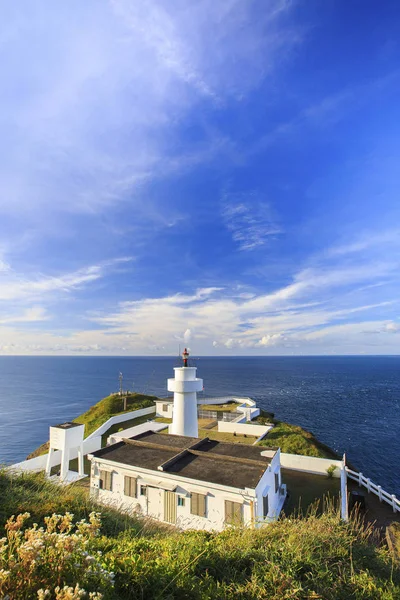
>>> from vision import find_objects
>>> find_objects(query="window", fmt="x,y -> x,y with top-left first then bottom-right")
124,476 -> 137,498
275,473 -> 280,494
162,404 -> 169,412
225,500 -> 243,525
190,493 -> 206,517
263,494 -> 269,517
99,470 -> 112,491
177,496 -> 185,507
140,485 -> 147,496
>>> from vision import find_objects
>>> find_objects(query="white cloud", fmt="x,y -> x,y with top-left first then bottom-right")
221,194 -> 282,251
183,328 -> 192,343
257,333 -> 282,346
0,306 -> 49,325
0,257 -> 131,302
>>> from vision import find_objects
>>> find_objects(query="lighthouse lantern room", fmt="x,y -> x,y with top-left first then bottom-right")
168,348 -> 203,438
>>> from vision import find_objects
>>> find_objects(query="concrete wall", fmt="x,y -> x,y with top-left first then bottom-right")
217,421 -> 273,437
107,421 -> 168,445
278,453 -> 342,477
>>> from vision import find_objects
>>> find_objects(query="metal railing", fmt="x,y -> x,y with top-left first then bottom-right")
346,467 -> 400,513
197,409 -> 242,422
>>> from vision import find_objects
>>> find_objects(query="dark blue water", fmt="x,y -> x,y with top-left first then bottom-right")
0,356 -> 398,496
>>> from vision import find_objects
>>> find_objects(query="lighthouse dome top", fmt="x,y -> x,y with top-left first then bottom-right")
182,347 -> 190,367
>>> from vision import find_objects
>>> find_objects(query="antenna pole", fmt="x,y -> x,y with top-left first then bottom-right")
119,372 -> 123,396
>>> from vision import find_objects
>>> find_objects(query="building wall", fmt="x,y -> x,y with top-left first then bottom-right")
255,449 -> 285,523
155,401 -> 173,419
90,459 -> 256,532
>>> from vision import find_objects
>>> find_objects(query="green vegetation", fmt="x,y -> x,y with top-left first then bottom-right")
198,428 -> 258,444
1,470 -> 399,599
74,392 -> 157,437
28,393 -> 158,459
257,419 -> 340,459
198,402 -> 240,412
387,522 -> 400,564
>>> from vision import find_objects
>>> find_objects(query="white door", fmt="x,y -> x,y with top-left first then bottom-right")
147,486 -> 162,519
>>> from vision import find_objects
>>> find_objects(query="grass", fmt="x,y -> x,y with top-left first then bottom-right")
1,469 -> 399,599
198,428 -> 258,444
199,402 -> 241,412
154,417 -> 172,424
74,392 -> 157,437
158,427 -> 258,444
257,419 -> 340,458
387,522 -> 400,564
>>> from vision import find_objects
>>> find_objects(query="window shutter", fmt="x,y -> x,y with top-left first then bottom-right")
199,494 -> 206,517
263,494 -> 269,517
225,500 -> 232,523
191,493 -> 198,515
225,500 -> 242,524
191,493 -> 206,516
234,502 -> 242,522
100,470 -> 112,491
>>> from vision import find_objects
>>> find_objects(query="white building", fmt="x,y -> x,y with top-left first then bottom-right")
88,430 -> 285,531
45,421 -> 86,484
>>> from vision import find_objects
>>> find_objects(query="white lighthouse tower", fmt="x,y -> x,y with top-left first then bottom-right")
168,348 -> 202,438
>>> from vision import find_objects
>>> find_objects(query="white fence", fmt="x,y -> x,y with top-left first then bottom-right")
346,467 -> 400,513
107,421 -> 167,445
85,406 -> 156,440
9,405 -> 156,474
279,453 -> 342,477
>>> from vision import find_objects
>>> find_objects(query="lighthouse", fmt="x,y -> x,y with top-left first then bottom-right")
168,348 -> 203,437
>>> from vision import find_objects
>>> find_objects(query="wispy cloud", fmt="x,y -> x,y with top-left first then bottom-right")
222,193 -> 282,250
0,257 -> 131,303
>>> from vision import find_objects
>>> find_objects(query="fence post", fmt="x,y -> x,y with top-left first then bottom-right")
377,486 -> 382,502
358,472 -> 363,486
392,495 -> 398,513
340,454 -> 348,522
367,478 -> 371,493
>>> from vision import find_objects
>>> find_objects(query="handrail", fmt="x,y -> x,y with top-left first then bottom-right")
345,467 -> 400,513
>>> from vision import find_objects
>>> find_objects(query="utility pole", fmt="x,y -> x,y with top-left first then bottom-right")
119,372 -> 123,396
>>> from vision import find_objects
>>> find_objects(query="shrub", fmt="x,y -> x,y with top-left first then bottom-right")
326,464 -> 338,478
0,511 -> 114,599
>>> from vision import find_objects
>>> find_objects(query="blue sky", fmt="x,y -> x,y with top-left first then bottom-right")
0,0 -> 400,355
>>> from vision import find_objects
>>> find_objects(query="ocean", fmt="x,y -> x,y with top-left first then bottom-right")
0,356 -> 398,496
